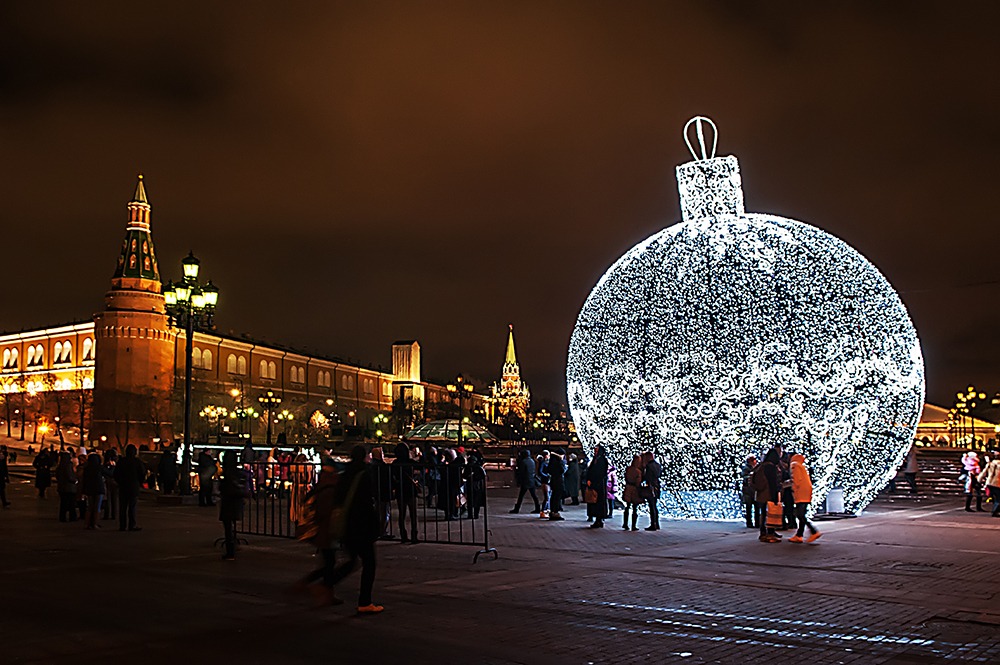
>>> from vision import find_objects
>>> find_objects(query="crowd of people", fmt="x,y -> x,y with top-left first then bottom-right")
31,443 -> 147,531
510,445 -> 663,531
958,450 -> 1000,516
740,445 -> 822,544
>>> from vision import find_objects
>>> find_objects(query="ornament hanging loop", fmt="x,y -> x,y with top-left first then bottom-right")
683,116 -> 718,161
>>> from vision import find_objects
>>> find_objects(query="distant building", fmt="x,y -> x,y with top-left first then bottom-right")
488,324 -> 530,423
0,176 -> 486,448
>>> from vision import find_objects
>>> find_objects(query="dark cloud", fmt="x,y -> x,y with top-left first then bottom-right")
1,2 -> 998,407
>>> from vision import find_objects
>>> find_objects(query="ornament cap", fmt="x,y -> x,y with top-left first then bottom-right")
676,155 -> 745,222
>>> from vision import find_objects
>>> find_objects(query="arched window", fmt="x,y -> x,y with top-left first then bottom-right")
10,348 -> 18,368
62,341 -> 72,363
2,349 -> 9,369
227,354 -> 237,374
54,342 -> 62,362
82,338 -> 94,361
202,349 -> 213,371
237,356 -> 247,375
300,367 -> 306,383
341,374 -> 348,390
260,359 -> 268,378
192,347 -> 202,368
268,361 -> 276,380
290,366 -> 300,383
349,376 -> 355,391
26,346 -> 35,367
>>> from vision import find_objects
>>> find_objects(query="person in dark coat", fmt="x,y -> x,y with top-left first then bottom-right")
564,453 -> 581,506
585,445 -> 609,528
0,445 -> 10,508
197,449 -> 216,507
33,449 -> 53,498
81,452 -> 106,529
755,448 -> 781,543
740,455 -> 759,529
464,449 -> 487,520
642,451 -> 662,531
369,448 -> 392,537
548,448 -> 567,521
218,451 -> 248,560
55,451 -> 78,522
392,442 -> 419,542
445,449 -> 463,520
101,449 -> 118,521
328,445 -> 383,614
158,445 -> 178,495
509,449 -> 540,514
114,444 -> 146,532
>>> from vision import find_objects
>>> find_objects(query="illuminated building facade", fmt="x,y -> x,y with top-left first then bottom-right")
0,176 -> 486,448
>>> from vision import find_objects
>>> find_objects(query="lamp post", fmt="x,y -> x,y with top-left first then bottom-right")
956,385 -> 986,449
373,413 -> 388,442
163,251 -> 219,495
447,374 -> 474,449
277,409 -> 294,441
258,389 -> 282,447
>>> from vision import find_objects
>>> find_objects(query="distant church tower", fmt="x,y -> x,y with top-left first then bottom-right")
490,324 -> 530,423
90,176 -> 176,446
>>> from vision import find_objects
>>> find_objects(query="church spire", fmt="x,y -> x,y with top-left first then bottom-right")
505,323 -> 517,365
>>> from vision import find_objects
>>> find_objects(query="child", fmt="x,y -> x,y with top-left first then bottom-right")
788,453 -> 822,544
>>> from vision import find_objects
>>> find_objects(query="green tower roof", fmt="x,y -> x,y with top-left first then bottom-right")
112,175 -> 160,283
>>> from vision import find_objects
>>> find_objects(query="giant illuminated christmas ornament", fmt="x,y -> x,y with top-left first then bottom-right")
567,117 -> 924,519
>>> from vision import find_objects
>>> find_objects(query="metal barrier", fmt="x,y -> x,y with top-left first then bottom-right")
236,460 -> 498,563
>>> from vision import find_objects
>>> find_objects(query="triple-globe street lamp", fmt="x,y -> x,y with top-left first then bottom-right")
258,389 -> 283,447
163,252 -> 219,495
955,385 -> 986,449
447,374 -> 474,449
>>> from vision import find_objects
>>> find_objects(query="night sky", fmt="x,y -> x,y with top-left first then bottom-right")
1,2 -> 998,409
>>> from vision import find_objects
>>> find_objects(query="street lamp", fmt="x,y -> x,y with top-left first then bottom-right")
163,251 -> 219,495
277,409 -> 294,440
258,389 -> 282,447
955,385 -> 986,449
373,413 -> 388,442
447,374 -> 474,449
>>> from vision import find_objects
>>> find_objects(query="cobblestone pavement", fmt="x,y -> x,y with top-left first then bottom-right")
4,481 -> 1000,664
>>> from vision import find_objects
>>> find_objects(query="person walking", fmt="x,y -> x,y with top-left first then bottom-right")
509,449 -> 540,514
585,445 -> 609,528
903,445 -> 919,494
548,448 -> 567,521
55,451 -> 77,522
962,451 -> 984,512
787,453 -> 821,543
754,448 -> 782,543
328,445 -> 383,614
464,448 -> 487,521
114,444 -> 146,532
740,455 -> 759,528
296,457 -> 343,606
0,445 -> 10,508
197,449 -> 216,507
642,451 -> 661,531
81,452 -> 106,530
218,451 -> 248,560
621,454 -> 643,530
978,452 -> 1000,518
33,448 -> 53,499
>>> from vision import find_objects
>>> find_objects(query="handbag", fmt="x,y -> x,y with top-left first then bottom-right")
584,487 -> 599,504
765,500 -> 783,528
638,485 -> 653,500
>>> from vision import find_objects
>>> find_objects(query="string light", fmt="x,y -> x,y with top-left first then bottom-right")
567,117 -> 924,519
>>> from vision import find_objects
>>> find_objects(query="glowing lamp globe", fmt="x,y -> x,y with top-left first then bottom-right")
567,117 -> 924,519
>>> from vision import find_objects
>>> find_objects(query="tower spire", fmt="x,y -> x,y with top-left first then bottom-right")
505,323 -> 517,365
112,174 -> 161,286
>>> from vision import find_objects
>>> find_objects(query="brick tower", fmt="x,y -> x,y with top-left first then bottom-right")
90,176 -> 176,447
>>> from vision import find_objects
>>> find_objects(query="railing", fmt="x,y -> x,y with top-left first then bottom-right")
236,460 -> 497,562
